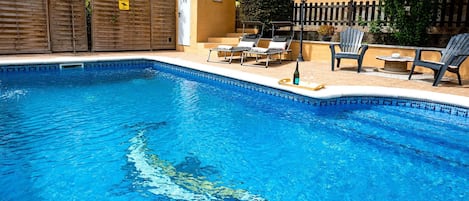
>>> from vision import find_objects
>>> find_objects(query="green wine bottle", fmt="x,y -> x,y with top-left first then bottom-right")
293,61 -> 300,85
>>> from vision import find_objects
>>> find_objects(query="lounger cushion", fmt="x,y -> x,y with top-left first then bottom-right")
237,41 -> 255,47
217,45 -> 233,50
268,41 -> 287,50
251,47 -> 269,53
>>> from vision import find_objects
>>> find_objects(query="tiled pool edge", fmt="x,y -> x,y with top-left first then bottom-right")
150,57 -> 468,118
1,56 -> 468,117
149,56 -> 469,109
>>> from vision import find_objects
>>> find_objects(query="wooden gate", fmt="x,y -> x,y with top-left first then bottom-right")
91,0 -> 176,51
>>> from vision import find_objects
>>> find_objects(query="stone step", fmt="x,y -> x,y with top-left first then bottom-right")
207,37 -> 240,44
226,32 -> 244,37
201,42 -> 238,49
237,28 -> 259,34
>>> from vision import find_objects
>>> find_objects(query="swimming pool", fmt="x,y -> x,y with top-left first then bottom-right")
1,59 -> 468,201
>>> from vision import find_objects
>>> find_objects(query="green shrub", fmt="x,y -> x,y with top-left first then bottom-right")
384,0 -> 434,46
239,0 -> 293,26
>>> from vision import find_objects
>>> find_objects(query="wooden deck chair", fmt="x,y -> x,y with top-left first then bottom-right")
409,33 -> 469,86
207,21 -> 265,64
329,27 -> 369,72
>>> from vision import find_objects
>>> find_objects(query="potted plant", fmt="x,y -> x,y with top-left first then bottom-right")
317,25 -> 335,41
358,17 -> 385,44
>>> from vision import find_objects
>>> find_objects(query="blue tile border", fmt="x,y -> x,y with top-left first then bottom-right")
84,59 -> 153,70
0,59 -> 153,73
153,61 -> 469,118
1,58 -> 468,118
0,64 -> 60,73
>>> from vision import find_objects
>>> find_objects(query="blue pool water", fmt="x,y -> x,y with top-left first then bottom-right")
0,61 -> 468,201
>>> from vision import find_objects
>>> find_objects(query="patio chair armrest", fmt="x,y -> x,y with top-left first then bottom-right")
329,43 -> 339,55
358,44 -> 369,61
417,48 -> 444,54
359,44 -> 369,54
415,48 -> 443,61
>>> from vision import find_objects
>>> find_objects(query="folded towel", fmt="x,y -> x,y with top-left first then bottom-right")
217,45 -> 233,50
251,47 -> 269,53
268,41 -> 286,50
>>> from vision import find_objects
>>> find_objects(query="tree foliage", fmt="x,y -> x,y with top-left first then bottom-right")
384,0 -> 434,46
239,0 -> 293,26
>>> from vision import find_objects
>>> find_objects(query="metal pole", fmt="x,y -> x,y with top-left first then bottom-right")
297,0 -> 305,61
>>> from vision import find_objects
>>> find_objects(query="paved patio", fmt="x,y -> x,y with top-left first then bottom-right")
0,51 -> 467,98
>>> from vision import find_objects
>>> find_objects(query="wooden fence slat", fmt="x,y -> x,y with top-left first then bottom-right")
441,0 -> 448,26
430,0 -> 438,26
342,2 -> 346,25
370,1 -> 376,23
456,0 -> 464,27
291,0 -> 467,29
449,0 -> 455,26
463,1 -> 469,27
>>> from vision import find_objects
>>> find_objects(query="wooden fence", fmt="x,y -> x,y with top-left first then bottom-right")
292,0 -> 469,28
0,0 -> 176,54
0,1 -> 51,54
90,0 -> 176,51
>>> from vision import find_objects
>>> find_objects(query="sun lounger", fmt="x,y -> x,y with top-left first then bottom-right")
207,21 -> 265,64
240,35 -> 293,68
207,34 -> 261,64
240,21 -> 294,68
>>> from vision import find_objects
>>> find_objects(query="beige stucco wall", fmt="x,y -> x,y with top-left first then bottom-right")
176,0 -> 235,51
197,0 -> 236,41
282,40 -> 469,80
